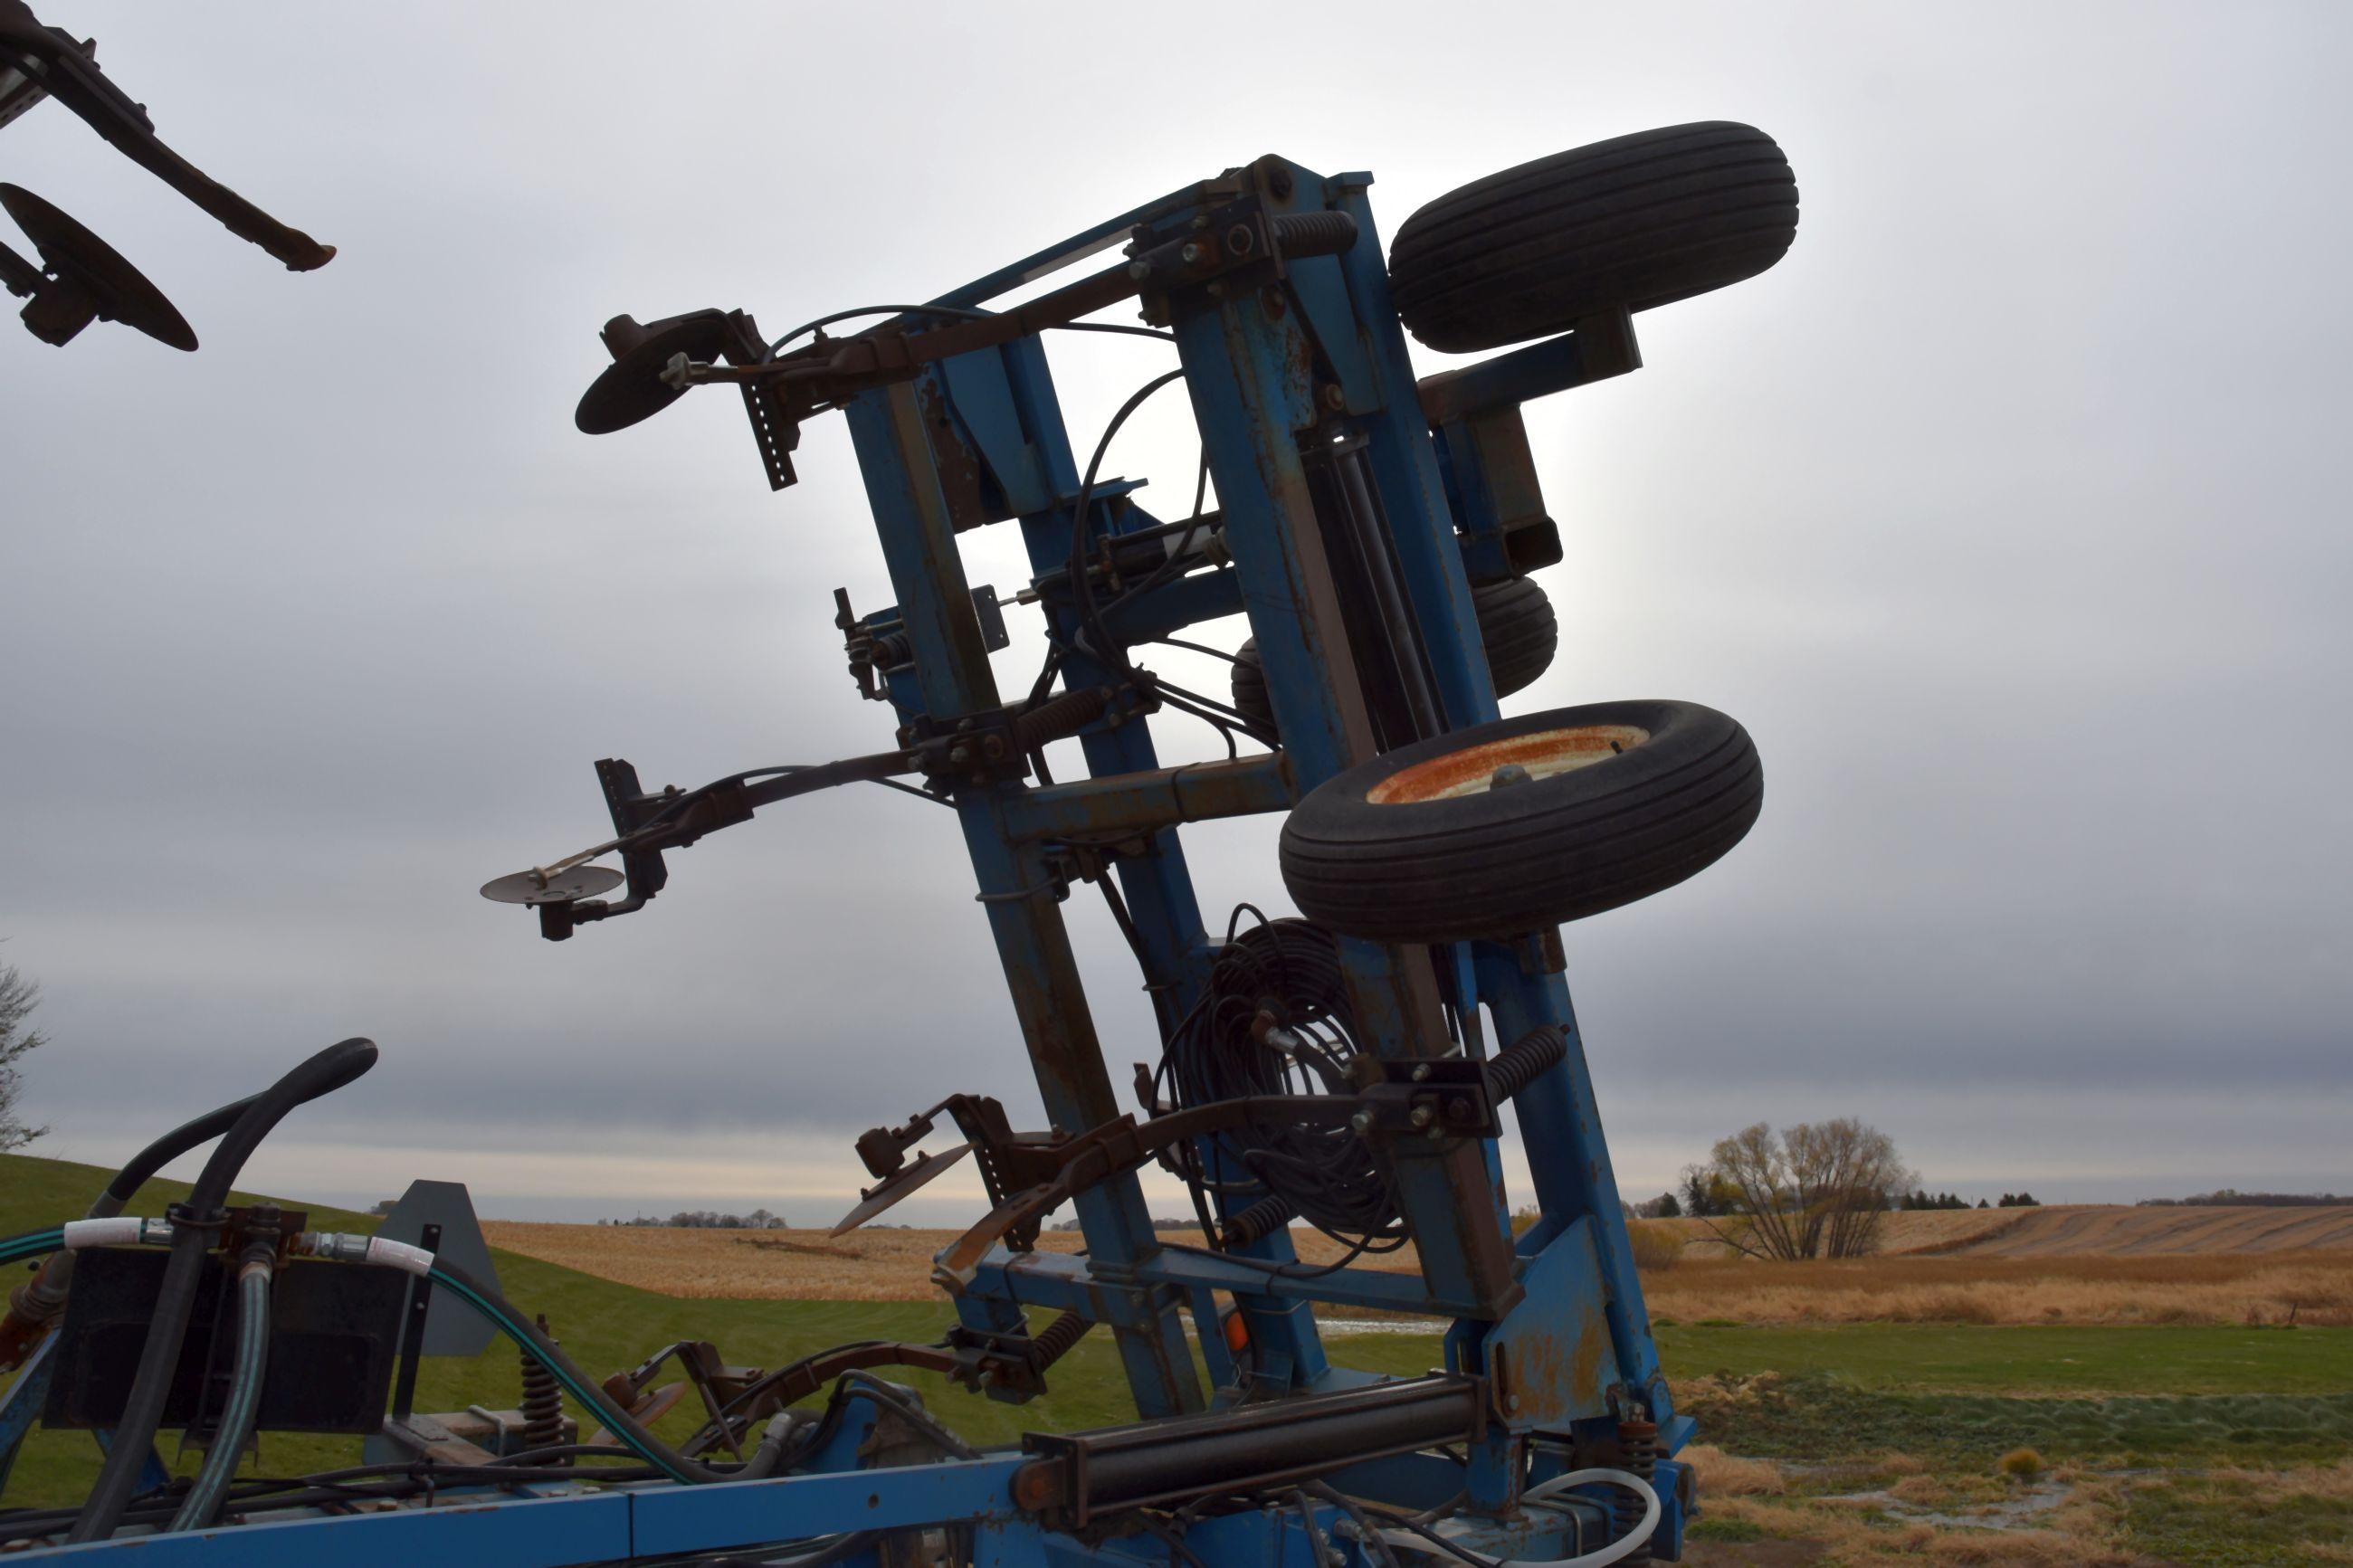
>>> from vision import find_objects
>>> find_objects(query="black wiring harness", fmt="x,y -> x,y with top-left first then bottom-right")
1157,908 -> 1407,1256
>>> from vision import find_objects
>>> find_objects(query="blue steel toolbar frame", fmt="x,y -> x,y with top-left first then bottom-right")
17,153 -> 1692,1564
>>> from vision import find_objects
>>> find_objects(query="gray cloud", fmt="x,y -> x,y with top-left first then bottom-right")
5,2 -> 2347,1219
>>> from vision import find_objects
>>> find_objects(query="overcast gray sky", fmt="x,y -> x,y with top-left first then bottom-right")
4,3 -> 2347,1224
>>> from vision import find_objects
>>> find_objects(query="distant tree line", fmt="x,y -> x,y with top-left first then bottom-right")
1680,1119 -> 1917,1260
2138,1190 -> 2346,1208
1,961 -> 50,1155
599,1209 -> 789,1229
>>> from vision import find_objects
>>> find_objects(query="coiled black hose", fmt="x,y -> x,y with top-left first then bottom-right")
68,1037 -> 378,1544
1165,914 -> 1404,1243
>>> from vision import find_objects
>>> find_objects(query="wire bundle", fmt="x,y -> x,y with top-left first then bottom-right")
1160,908 -> 1405,1249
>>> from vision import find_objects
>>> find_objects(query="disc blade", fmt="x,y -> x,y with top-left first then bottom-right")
575,313 -> 729,434
830,1144 -> 972,1237
0,183 -> 195,350
480,864 -> 624,906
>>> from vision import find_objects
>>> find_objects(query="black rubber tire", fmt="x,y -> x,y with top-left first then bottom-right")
1472,576 -> 1557,698
1232,633 -> 1274,737
1279,700 -> 1761,943
1388,122 -> 1798,354
1229,577 -> 1559,735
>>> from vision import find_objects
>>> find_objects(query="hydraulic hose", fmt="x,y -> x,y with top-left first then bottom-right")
0,1231 -> 63,1276
68,1037 -> 378,1544
425,1258 -> 741,1483
292,1238 -> 737,1486
1377,1468 -> 1660,1568
167,1254 -> 272,1532
1,1089 -> 265,1372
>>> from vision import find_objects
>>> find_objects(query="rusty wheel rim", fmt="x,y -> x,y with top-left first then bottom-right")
1365,724 -> 1651,805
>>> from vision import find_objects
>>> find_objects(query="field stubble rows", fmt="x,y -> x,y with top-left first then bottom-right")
481,1217 -> 2353,1326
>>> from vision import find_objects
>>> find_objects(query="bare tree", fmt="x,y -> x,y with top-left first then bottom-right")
1697,1118 -> 1912,1260
0,963 -> 49,1153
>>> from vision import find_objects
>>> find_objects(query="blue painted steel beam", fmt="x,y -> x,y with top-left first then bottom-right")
979,333 -> 1332,1388
843,380 -> 1200,1419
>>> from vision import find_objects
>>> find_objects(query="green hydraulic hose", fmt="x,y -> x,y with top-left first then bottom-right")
167,1257 -> 272,1531
0,1231 -> 64,1267
422,1264 -> 724,1485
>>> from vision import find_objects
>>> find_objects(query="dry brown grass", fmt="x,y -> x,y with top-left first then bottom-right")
1681,1443 -> 1785,1496
480,1220 -> 2353,1326
477,1221 -> 1410,1301
1703,1482 -> 2148,1568
1665,1202 -> 2353,1260
1645,1250 -> 2353,1326
1625,1218 -> 1685,1270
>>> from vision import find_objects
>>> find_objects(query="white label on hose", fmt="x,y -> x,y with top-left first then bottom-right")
62,1217 -> 145,1250
366,1238 -> 435,1276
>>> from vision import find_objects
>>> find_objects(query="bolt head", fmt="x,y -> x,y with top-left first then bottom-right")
1179,242 -> 1203,264
1410,1106 -> 1434,1128
1490,762 -> 1534,790
1349,1111 -> 1374,1136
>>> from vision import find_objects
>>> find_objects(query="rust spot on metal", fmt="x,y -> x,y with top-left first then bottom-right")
1568,1297 -> 1607,1409
1367,724 -> 1650,805
917,374 -> 990,533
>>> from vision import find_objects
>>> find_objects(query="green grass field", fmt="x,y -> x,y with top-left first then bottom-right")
6,1153 -> 2352,1561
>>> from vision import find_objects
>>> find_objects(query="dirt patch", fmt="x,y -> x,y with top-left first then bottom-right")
1685,1541 -> 1834,1566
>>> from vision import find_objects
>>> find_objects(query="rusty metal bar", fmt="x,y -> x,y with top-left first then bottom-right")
841,380 -> 1202,1420
998,754 -> 1292,844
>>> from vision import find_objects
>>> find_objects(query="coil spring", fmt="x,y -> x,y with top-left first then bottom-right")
1615,1416 -> 1659,1565
1030,1310 -> 1096,1369
1220,1196 -> 1295,1250
519,1313 -> 564,1456
1484,1025 -> 1567,1102
1012,687 -> 1112,754
1268,211 -> 1361,259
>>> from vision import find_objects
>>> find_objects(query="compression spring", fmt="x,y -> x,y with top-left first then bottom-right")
1268,211 -> 1361,258
1030,1310 -> 1096,1368
1615,1416 -> 1659,1565
1220,1196 -> 1295,1250
1484,1026 -> 1567,1103
519,1313 -> 564,1457
1012,687 -> 1114,754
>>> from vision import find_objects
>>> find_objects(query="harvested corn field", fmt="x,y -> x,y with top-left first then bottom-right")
1665,1203 -> 2353,1259
480,1213 -> 2353,1326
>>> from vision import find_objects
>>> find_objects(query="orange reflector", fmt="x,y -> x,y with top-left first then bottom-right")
1223,1309 -> 1251,1353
